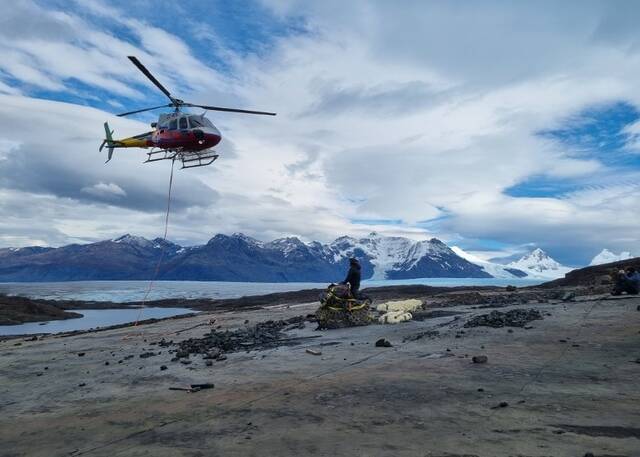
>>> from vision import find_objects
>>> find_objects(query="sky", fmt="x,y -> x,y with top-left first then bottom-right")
0,0 -> 639,266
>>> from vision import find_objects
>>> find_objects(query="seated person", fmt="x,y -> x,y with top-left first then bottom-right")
340,258 -> 362,298
611,267 -> 640,295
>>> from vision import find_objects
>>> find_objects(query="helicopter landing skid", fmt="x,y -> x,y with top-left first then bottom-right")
144,149 -> 219,169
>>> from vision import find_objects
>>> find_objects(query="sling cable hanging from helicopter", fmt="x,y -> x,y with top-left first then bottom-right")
133,157 -> 177,327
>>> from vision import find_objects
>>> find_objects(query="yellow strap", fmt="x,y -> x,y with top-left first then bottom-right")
327,290 -> 358,302
326,302 -> 368,311
323,288 -> 368,311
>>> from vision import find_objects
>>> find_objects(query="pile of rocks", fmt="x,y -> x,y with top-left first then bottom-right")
464,308 -> 543,328
172,316 -> 307,360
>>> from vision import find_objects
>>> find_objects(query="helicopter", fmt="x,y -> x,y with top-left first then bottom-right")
99,56 -> 276,168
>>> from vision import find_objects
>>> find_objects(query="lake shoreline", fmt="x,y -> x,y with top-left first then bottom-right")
1,283 -> 508,329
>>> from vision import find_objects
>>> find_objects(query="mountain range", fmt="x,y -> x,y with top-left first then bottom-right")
0,232 -> 574,282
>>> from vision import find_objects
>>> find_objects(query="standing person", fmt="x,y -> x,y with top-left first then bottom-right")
341,258 -> 362,298
612,266 -> 640,295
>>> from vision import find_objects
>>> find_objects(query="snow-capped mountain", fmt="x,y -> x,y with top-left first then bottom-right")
507,248 -> 572,279
451,246 -> 528,278
589,249 -> 633,266
0,232 -> 491,282
327,232 -> 489,280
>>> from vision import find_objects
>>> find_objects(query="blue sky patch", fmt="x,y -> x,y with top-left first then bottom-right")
31,0 -> 308,117
539,101 -> 639,164
507,100 -> 640,198
351,218 -> 403,226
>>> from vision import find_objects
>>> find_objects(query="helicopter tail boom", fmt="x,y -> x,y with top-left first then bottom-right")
99,122 -> 153,163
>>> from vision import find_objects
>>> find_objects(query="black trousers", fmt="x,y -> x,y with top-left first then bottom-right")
612,277 -> 640,295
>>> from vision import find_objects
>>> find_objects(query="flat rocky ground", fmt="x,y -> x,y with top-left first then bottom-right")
1,293 -> 639,457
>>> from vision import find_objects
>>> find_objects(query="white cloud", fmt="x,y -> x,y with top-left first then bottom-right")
81,182 -> 127,198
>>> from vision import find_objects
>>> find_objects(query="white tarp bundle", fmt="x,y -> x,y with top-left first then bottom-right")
376,299 -> 422,324
376,299 -> 422,313
378,310 -> 412,324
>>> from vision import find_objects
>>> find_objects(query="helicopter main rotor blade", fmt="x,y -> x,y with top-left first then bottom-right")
117,103 -> 173,117
128,56 -> 175,104
185,103 -> 276,116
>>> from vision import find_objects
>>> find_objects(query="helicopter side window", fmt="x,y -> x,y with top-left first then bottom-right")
202,117 -> 214,128
168,119 -> 178,130
188,116 -> 205,128
179,117 -> 188,129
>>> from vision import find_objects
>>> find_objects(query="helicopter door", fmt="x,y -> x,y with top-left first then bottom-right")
179,117 -> 188,130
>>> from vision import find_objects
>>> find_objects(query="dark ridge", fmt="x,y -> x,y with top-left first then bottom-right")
538,257 -> 640,288
0,294 -> 82,325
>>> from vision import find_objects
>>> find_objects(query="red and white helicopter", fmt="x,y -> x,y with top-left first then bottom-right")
100,56 -> 275,168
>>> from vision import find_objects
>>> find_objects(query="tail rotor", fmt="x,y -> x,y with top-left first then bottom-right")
99,122 -> 116,162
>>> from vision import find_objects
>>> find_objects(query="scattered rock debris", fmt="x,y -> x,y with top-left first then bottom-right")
375,338 -> 392,348
169,383 -> 214,393
491,401 -> 509,409
403,330 -> 440,342
139,352 -> 158,359
553,424 -> 640,439
306,349 -> 322,356
464,309 -> 543,328
472,355 -> 488,364
171,316 -> 310,361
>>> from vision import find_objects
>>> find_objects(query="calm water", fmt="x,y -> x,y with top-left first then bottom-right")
0,307 -> 193,336
0,278 -> 543,303
0,278 -> 543,335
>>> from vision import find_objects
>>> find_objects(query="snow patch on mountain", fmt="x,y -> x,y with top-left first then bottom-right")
507,248 -> 572,279
231,233 -> 264,247
451,246 -> 527,278
265,237 -> 306,256
589,249 -> 633,266
356,233 -> 415,280
113,234 -> 154,248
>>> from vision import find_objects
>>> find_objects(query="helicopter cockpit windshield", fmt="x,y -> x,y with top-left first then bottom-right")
157,115 -> 214,131
188,115 -> 214,128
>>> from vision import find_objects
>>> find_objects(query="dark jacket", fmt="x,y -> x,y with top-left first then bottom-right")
341,261 -> 361,294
